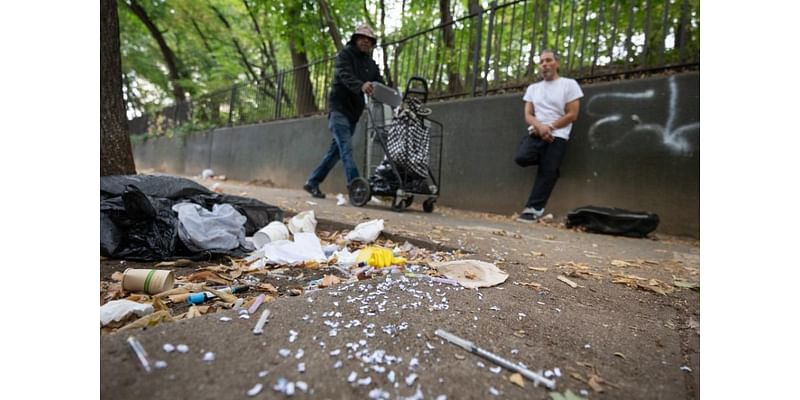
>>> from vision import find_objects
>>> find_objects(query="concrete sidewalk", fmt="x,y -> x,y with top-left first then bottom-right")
101,177 -> 699,399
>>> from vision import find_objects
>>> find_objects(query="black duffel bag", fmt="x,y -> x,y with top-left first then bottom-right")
566,206 -> 659,238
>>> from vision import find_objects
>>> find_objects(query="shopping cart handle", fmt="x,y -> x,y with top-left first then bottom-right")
404,76 -> 428,103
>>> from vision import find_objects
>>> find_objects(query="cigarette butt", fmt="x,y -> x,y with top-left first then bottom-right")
253,309 -> 271,335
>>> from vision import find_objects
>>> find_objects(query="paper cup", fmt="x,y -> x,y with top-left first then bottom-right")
253,221 -> 290,248
122,269 -> 175,295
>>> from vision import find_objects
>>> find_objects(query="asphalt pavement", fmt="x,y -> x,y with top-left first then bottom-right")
100,177 -> 700,399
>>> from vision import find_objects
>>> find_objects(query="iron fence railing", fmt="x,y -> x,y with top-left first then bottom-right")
130,0 -> 699,136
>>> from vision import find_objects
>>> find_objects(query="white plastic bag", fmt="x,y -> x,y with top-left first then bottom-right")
172,203 -> 249,251
287,210 -> 317,235
345,219 -> 384,243
100,300 -> 154,326
260,232 -> 326,265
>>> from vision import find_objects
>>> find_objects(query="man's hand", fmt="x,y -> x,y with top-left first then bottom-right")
361,82 -> 374,96
534,123 -> 555,143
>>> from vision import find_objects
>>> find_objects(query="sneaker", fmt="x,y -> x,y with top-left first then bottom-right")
303,183 -> 326,199
516,207 -> 544,223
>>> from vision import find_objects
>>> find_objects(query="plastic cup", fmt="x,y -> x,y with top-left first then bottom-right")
122,269 -> 175,295
253,221 -> 290,248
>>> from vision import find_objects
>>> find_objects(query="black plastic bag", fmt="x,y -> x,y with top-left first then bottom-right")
566,206 -> 659,238
100,175 -> 284,260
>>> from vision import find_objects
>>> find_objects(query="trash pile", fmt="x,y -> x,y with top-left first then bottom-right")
99,209 -> 494,334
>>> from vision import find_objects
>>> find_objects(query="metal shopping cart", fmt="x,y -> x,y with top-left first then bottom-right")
348,76 -> 444,213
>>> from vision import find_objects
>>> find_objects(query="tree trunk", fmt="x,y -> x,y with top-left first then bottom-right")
101,0 -> 136,176
125,0 -> 186,102
439,0 -> 463,94
466,0 -> 482,90
286,4 -> 317,115
316,0 -> 343,51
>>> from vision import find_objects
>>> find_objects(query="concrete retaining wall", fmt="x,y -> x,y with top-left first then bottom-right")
134,72 -> 699,237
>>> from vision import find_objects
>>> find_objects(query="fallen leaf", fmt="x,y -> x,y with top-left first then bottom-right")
186,305 -> 203,319
257,283 -> 278,294
557,275 -> 579,288
514,281 -> 543,290
205,286 -> 238,303
528,267 -> 548,272
509,373 -> 525,387
613,352 -> 626,359
117,310 -> 172,332
588,374 -> 605,393
110,271 -> 124,281
673,277 -> 700,291
288,288 -> 304,296
530,251 -> 544,257
154,261 -> 177,268
464,271 -> 477,280
513,330 -> 526,338
611,259 -> 638,268
186,271 -> 215,282
319,274 -> 342,288
154,287 -> 190,299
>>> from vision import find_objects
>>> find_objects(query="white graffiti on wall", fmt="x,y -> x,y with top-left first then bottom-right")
586,76 -> 699,154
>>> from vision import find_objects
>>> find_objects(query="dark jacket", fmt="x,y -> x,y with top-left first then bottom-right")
328,41 -> 384,124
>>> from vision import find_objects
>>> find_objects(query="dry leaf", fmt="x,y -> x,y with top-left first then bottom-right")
557,275 -> 578,288
514,281 -> 543,290
509,373 -> 525,387
512,330 -> 526,338
110,271 -> 125,281
529,267 -> 548,272
257,283 -> 278,294
205,286 -> 238,303
152,296 -> 169,312
530,252 -> 545,257
117,310 -> 172,332
588,374 -> 605,393
288,288 -> 304,296
464,271 -> 477,280
154,287 -> 190,299
319,274 -> 342,288
186,305 -> 203,319
186,271 -> 214,282
611,259 -> 638,268
613,352 -> 626,359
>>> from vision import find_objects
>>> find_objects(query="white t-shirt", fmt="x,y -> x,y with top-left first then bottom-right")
522,77 -> 583,140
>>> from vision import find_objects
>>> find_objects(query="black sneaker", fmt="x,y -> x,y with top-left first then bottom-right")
516,213 -> 540,223
516,207 -> 544,223
303,183 -> 326,199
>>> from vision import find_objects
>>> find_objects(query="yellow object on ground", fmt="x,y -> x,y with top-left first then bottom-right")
356,246 -> 407,268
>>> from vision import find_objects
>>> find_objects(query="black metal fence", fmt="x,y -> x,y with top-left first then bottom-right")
130,0 -> 699,136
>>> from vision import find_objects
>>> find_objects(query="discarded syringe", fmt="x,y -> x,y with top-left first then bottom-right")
435,329 -> 555,390
127,336 -> 152,373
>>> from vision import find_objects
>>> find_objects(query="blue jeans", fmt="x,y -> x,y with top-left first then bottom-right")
307,111 -> 360,187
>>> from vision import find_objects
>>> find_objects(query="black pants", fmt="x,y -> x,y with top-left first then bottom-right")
514,135 -> 568,210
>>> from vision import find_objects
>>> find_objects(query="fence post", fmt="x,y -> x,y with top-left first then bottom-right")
274,71 -> 284,120
481,1 -> 497,96
227,85 -> 237,126
470,6 -> 484,97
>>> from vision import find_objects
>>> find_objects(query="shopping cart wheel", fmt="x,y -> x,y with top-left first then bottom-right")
391,195 -> 414,211
423,198 -> 435,213
349,177 -> 371,207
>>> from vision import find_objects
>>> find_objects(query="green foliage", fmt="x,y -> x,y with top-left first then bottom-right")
121,0 -> 700,136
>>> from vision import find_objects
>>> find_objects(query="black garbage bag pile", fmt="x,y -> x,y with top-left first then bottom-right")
101,175 -> 283,261
566,206 -> 659,238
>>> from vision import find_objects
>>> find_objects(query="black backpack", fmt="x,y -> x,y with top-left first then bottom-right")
566,206 -> 659,238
